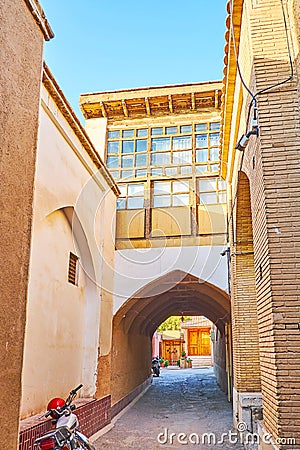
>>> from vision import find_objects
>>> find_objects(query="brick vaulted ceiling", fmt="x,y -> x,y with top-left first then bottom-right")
114,271 -> 230,336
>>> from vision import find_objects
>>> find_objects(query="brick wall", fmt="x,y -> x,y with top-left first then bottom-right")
231,172 -> 261,394
228,0 -> 300,444
19,396 -> 111,450
249,0 -> 300,442
111,377 -> 152,419
19,377 -> 152,449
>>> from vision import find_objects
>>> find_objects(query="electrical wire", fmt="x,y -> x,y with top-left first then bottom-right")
229,0 -> 293,112
226,0 -> 294,238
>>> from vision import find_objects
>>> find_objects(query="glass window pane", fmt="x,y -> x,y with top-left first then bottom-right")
180,166 -> 192,175
196,134 -> 208,148
136,153 -> 147,167
172,136 -> 192,150
173,194 -> 189,206
173,181 -> 189,193
218,180 -> 227,190
128,183 -> 144,196
122,140 -> 134,153
136,169 -> 147,178
151,138 -> 171,151
151,152 -> 171,165
210,133 -> 220,146
165,167 -> 178,176
137,128 -> 148,137
108,130 -> 120,139
122,129 -> 134,138
154,195 -> 171,208
196,165 -> 208,174
107,156 -> 119,168
200,178 -> 216,191
166,126 -> 177,135
107,141 -> 119,154
151,127 -> 163,136
195,123 -> 207,132
180,125 -> 192,133
121,170 -> 133,179
151,168 -> 163,176
110,171 -> 118,180
210,122 -> 220,130
116,198 -> 126,210
154,181 -> 171,194
121,155 -> 134,168
173,150 -> 192,164
136,139 -> 147,152
119,185 -> 127,196
196,149 -> 208,163
200,192 -> 217,204
219,192 -> 227,203
210,164 -> 219,172
127,197 -> 144,209
210,147 -> 219,161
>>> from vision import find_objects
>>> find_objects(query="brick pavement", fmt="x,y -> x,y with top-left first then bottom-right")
93,368 -> 245,449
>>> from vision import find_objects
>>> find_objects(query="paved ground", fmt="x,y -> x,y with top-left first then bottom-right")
93,368 -> 245,449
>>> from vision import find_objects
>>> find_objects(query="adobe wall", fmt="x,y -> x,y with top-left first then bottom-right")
0,1 -> 45,447
110,319 -> 152,406
213,329 -> 228,394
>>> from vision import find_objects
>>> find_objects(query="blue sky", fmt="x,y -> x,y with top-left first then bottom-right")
43,1 -> 227,121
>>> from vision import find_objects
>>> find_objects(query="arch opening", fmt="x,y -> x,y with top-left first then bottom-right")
110,270 -> 231,408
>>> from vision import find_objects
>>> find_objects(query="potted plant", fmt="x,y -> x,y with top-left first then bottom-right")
159,358 -> 165,367
180,351 -> 187,368
164,359 -> 169,367
186,358 -> 192,368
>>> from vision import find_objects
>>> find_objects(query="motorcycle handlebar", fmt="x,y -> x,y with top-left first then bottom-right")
65,384 -> 83,406
71,384 -> 83,395
39,410 -> 52,419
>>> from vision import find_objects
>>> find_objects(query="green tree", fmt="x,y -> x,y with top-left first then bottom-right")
157,316 -> 191,332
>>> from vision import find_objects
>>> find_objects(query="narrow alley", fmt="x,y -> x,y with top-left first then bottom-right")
93,368 -> 244,450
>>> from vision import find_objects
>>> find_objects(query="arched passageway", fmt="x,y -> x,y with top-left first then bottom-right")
110,270 -> 231,411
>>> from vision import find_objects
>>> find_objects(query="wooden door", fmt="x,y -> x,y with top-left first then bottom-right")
163,340 -> 181,365
188,328 -> 211,356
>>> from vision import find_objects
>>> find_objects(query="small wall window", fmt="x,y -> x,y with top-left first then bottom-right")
68,252 -> 79,286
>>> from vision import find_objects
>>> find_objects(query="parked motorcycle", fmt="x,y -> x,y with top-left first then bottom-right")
34,384 -> 96,450
152,357 -> 160,377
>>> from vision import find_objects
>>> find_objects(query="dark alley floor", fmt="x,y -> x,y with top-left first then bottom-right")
93,368 -> 245,449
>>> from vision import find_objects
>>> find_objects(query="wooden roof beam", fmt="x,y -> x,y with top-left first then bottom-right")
145,97 -> 151,116
191,92 -> 196,110
215,90 -> 220,109
122,99 -> 129,117
100,101 -> 107,118
168,95 -> 173,113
